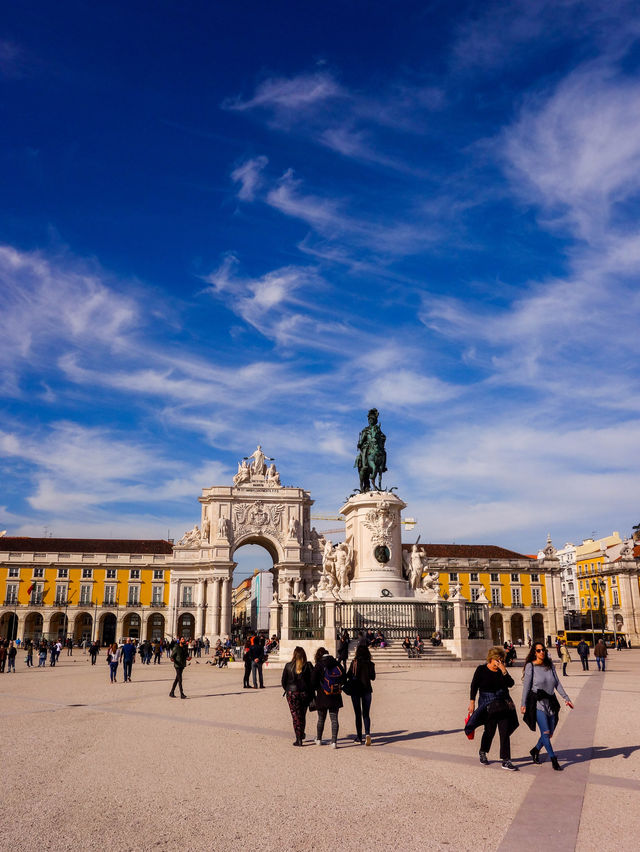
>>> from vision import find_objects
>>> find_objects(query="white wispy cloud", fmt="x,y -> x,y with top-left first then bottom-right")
450,0 -> 637,73
420,59 -> 640,404
0,244 -> 139,393
265,168 -> 437,254
0,420 -> 229,522
224,69 -> 444,173
399,417 -> 640,546
503,63 -> 640,242
230,155 -> 268,200
224,71 -> 346,115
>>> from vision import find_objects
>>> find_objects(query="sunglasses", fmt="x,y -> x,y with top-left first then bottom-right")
535,648 -> 546,653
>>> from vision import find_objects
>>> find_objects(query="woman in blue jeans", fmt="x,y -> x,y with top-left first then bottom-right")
107,643 -> 121,683
521,643 -> 573,771
347,644 -> 376,746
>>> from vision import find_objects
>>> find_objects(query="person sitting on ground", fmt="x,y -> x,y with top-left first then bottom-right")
431,630 -> 442,647
402,637 -> 414,658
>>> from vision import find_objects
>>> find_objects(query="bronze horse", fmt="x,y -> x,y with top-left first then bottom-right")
355,408 -> 387,492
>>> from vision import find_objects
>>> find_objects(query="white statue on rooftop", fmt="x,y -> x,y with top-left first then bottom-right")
244,444 -> 274,476
178,525 -> 200,547
266,463 -> 281,486
233,459 -> 251,486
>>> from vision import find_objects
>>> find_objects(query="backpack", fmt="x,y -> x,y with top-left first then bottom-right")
321,664 -> 343,695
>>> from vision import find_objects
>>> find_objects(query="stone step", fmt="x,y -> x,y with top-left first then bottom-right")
369,648 -> 460,662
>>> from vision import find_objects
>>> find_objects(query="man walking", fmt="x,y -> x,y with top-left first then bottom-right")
577,638 -> 590,671
121,638 -> 136,682
6,641 -> 17,673
89,640 -> 99,665
250,634 -> 265,689
169,637 -> 189,698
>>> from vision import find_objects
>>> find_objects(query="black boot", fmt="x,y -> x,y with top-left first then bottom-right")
551,757 -> 563,771
293,738 -> 303,747
530,746 -> 541,764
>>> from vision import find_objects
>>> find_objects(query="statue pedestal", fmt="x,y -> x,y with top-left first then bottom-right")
340,491 -> 408,599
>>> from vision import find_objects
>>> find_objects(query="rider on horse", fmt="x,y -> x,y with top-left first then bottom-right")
354,408 -> 387,492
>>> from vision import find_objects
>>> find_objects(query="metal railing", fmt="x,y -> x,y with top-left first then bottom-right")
291,601 -> 325,639
465,603 -> 486,639
335,601 -> 438,640
439,602 -> 454,639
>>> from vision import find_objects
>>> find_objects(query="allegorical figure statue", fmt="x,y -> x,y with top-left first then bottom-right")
354,408 -> 387,492
244,444 -> 274,476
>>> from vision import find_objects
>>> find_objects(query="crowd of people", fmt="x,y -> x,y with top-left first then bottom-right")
1,627 -> 624,766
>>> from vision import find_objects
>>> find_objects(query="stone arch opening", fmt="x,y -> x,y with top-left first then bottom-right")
178,613 -> 195,639
50,612 -> 68,640
100,612 -> 117,646
232,542 -> 275,636
24,611 -> 43,642
0,611 -> 18,641
490,612 -> 504,645
73,612 -> 93,644
123,612 -> 141,640
510,613 -> 524,644
146,612 -> 165,641
532,612 -> 545,642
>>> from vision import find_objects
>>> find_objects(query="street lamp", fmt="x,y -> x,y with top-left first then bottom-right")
590,578 -> 606,644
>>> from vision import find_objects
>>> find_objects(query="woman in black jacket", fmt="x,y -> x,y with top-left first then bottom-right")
347,643 -> 376,745
312,647 -> 345,749
466,647 -> 519,771
281,646 -> 313,747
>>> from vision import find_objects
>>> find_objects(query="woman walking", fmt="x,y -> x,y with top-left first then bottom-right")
281,646 -> 313,746
466,647 -> 520,771
107,642 -> 121,683
594,639 -> 608,671
560,641 -> 571,676
346,644 -> 376,745
312,647 -> 345,749
521,642 -> 573,771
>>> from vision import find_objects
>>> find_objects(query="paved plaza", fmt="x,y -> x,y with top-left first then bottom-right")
1,650 -> 639,852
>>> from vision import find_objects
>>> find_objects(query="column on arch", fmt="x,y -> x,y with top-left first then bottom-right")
206,577 -> 221,638
220,577 -> 231,637
196,578 -> 206,638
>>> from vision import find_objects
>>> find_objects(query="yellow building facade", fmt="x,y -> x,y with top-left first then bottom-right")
574,532 -> 640,639
409,543 -> 558,646
0,537 -> 172,644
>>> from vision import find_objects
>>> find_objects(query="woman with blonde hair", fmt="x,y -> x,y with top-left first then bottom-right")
281,646 -> 313,746
466,647 -> 520,771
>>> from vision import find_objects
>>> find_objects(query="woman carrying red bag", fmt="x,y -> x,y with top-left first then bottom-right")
465,647 -> 519,771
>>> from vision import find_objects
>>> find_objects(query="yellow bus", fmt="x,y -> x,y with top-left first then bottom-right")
557,630 -> 624,649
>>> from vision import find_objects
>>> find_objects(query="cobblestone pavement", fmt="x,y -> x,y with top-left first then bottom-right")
1,650 -> 638,851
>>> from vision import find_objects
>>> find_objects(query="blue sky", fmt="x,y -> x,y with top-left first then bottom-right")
2,0 -> 640,570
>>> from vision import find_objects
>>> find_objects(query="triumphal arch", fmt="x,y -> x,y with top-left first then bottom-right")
168,446 -> 324,638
